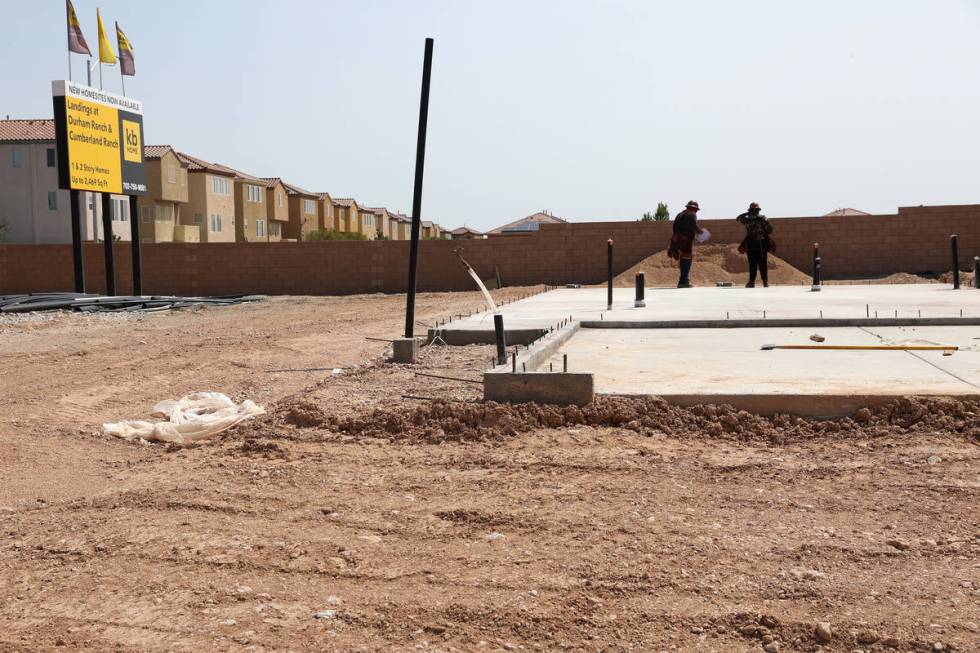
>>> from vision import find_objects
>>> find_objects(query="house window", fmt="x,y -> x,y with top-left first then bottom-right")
247,185 -> 262,203
154,204 -> 173,222
364,214 -> 373,226
270,222 -> 280,236
256,219 -> 266,237
111,198 -> 129,221
327,205 -> 333,218
141,206 -> 151,223
194,213 -> 204,225
277,192 -> 283,207
47,191 -> 58,210
167,164 -> 176,183
304,199 -> 315,214
46,148 -> 56,167
12,148 -> 22,168
209,214 -> 222,232
211,176 -> 229,195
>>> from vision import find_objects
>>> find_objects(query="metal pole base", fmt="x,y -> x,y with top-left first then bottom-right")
634,300 -> 646,308
392,337 -> 421,363
811,285 -> 822,292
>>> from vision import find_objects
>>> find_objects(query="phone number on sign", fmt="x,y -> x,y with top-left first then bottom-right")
123,182 -> 146,193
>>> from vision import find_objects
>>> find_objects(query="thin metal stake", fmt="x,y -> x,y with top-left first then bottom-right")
512,351 -> 517,373
563,354 -> 568,372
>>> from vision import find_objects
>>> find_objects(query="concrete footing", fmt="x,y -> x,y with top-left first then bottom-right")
484,372 -> 594,406
392,337 -> 421,363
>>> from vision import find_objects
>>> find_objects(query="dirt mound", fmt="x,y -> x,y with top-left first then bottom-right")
612,243 -> 811,287
273,395 -> 980,446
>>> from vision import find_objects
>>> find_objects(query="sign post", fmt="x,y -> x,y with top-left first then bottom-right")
51,80 -> 146,294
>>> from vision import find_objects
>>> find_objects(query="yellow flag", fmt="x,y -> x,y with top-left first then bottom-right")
97,9 -> 116,64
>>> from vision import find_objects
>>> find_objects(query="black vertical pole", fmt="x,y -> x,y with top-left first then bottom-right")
493,313 -> 507,365
69,190 -> 85,293
635,271 -> 645,307
129,195 -> 142,295
404,37 -> 434,339
973,256 -> 979,289
607,239 -> 614,309
101,193 -> 116,295
950,234 -> 960,289
811,242 -> 821,291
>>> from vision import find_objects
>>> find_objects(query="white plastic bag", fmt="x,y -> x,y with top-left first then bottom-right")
103,392 -> 265,444
696,228 -> 711,243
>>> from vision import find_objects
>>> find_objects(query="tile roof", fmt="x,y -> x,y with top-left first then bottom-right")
281,181 -> 317,197
316,192 -> 332,201
823,207 -> 872,217
144,145 -> 179,160
451,226 -> 484,235
489,211 -> 567,234
175,151 -> 238,176
0,119 -> 55,142
332,198 -> 356,207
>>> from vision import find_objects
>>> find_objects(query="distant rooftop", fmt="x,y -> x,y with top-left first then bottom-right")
489,210 -> 567,234
823,207 -> 872,217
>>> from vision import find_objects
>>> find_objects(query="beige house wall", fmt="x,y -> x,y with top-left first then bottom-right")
265,182 -> 289,242
286,195 -> 319,240
185,172 -> 235,243
234,180 -> 269,242
317,198 -> 336,232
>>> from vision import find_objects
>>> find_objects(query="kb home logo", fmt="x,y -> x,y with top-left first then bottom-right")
123,119 -> 141,163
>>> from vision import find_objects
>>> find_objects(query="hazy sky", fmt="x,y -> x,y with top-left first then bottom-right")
3,1 -> 980,230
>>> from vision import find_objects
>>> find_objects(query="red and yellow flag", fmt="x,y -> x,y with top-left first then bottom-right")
66,0 -> 91,55
116,22 -> 135,76
97,9 -> 116,64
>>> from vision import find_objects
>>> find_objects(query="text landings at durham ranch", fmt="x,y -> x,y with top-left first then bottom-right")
51,80 -> 147,196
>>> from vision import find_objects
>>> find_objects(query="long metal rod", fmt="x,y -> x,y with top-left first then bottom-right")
404,37 -> 434,339
70,190 -> 85,292
129,195 -> 141,294
100,193 -> 116,295
763,344 -> 957,351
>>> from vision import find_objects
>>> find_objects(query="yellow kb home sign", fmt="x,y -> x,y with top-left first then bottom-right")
52,80 -> 147,196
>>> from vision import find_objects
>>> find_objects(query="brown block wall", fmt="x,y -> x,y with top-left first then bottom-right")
1,205 -> 978,296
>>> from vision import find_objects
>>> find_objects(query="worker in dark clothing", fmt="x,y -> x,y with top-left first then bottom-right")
668,200 -> 703,288
736,202 -> 775,287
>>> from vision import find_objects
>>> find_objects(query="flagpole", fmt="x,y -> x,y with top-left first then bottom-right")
68,52 -> 72,82
121,70 -> 126,96
99,61 -> 102,90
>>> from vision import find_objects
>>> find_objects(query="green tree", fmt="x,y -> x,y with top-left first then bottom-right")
654,202 -> 670,221
640,212 -> 654,222
0,221 -> 8,242
305,229 -> 367,241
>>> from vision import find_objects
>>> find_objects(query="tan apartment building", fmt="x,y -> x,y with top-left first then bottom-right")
137,146 -> 195,243
449,226 -> 485,240
358,205 -> 380,239
316,192 -> 336,232
364,206 -> 392,239
391,212 -> 410,240
258,178 -> 290,242
332,198 -> 356,234
229,170 -> 270,242
177,152 -> 237,243
282,182 -> 319,240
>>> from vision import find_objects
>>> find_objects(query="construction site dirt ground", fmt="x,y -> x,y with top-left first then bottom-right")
0,289 -> 977,653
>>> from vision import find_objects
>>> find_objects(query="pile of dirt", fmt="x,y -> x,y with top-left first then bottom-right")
612,243 -> 811,287
276,395 -> 980,446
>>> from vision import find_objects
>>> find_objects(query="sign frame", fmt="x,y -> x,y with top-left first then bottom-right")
51,80 -> 147,196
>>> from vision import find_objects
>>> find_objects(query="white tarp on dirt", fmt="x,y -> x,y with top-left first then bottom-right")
103,392 -> 265,444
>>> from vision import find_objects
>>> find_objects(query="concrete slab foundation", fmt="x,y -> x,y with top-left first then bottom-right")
471,286 -> 980,415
